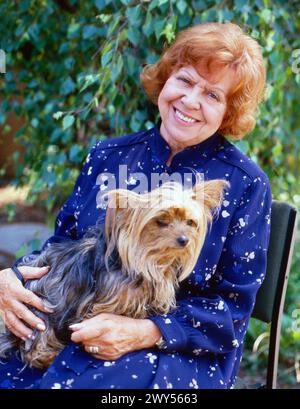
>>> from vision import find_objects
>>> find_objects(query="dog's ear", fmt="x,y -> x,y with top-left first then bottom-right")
103,189 -> 142,246
193,179 -> 230,210
103,189 -> 141,211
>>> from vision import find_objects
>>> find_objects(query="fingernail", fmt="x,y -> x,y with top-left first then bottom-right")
21,337 -> 27,341
41,266 -> 50,270
36,323 -> 46,331
69,323 -> 82,330
27,333 -> 35,340
43,305 -> 54,313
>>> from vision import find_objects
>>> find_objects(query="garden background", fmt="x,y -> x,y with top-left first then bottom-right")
0,0 -> 299,388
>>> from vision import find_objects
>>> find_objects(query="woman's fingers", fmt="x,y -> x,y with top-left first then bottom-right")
19,287 -> 53,314
17,265 -> 50,281
70,323 -> 104,343
11,300 -> 46,332
0,267 -> 51,341
83,344 -> 122,361
4,320 -> 27,341
4,310 -> 34,340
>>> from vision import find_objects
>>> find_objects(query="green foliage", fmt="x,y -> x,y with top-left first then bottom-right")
1,0 -> 300,386
1,0 -> 299,208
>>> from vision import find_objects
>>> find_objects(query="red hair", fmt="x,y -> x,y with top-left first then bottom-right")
140,22 -> 266,139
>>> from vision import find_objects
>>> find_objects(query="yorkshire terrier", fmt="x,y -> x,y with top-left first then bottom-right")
0,176 -> 228,369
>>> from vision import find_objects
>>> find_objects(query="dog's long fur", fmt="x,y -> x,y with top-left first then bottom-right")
0,178 -> 228,369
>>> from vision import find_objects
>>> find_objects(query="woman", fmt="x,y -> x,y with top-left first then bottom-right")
0,22 -> 271,389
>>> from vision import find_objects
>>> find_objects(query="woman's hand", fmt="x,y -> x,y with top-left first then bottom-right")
0,266 -> 52,340
69,313 -> 162,361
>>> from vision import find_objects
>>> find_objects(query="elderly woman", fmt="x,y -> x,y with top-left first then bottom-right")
0,22 -> 271,389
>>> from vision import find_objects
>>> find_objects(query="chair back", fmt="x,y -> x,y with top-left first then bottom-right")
251,200 -> 298,389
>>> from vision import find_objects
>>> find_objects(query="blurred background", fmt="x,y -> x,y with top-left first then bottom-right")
0,0 -> 299,388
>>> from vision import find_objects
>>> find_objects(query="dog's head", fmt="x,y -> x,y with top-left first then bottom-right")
103,177 -> 229,283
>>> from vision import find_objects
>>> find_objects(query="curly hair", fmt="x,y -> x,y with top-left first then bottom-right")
140,22 -> 266,140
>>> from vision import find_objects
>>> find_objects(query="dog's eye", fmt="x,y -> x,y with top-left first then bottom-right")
187,219 -> 195,226
156,219 -> 169,227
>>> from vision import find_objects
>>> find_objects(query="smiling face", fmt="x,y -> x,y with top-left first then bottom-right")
157,61 -> 237,154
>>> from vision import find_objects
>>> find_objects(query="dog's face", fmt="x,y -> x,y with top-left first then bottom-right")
103,177 -> 229,282
139,205 -> 202,254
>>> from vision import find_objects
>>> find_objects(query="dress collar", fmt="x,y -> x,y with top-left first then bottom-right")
151,118 -> 224,168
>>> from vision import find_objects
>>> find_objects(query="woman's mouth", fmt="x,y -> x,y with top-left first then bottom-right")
172,107 -> 200,126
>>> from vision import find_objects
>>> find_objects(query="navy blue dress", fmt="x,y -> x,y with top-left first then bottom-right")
0,121 -> 272,389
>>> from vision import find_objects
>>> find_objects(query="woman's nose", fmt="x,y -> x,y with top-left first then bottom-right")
181,88 -> 201,110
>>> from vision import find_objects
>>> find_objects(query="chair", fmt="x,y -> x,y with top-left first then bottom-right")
250,200 -> 298,389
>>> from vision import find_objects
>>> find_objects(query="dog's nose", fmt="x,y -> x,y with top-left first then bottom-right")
177,235 -> 189,247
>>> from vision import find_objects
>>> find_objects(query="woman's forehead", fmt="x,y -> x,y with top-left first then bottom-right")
172,63 -> 238,94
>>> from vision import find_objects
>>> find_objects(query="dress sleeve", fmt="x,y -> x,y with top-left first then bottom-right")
148,176 -> 272,355
13,144 -> 98,267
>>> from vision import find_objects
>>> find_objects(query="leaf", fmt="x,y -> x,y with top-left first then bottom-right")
53,111 -> 64,120
126,54 -> 137,76
0,111 -> 6,124
161,20 -> 177,43
272,143 -> 282,158
67,23 -> 81,39
125,5 -> 142,27
15,243 -> 29,260
158,0 -> 168,6
127,26 -> 141,47
260,8 -> 272,24
31,118 -> 39,128
79,74 -> 100,93
101,48 -> 114,67
62,115 -> 75,130
149,0 -> 159,11
95,0 -> 106,11
83,25 -> 102,39
69,144 -> 82,162
60,77 -> 76,96
176,0 -> 187,14
107,15 -> 120,37
234,0 -> 246,11
44,170 -> 57,188
111,54 -> 123,82
154,19 -> 166,41
142,11 -> 154,37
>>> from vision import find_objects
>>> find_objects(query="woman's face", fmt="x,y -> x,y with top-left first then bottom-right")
157,62 -> 237,153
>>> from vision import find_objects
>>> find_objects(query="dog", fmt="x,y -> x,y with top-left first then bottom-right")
0,176 -> 228,369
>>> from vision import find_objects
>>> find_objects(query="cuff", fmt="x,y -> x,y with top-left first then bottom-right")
13,250 -> 41,268
148,314 -> 189,352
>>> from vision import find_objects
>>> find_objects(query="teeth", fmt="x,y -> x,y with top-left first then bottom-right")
175,108 -> 196,123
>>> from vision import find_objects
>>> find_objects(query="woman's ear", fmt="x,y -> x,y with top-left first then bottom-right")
193,179 -> 230,210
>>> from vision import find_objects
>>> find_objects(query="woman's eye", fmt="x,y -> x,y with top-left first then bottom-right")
208,91 -> 219,101
177,76 -> 191,85
156,219 -> 169,227
187,219 -> 195,226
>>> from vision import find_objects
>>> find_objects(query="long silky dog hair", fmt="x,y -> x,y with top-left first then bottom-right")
0,177 -> 228,368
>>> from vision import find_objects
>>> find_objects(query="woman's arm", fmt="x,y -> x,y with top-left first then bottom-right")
147,176 -> 272,355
